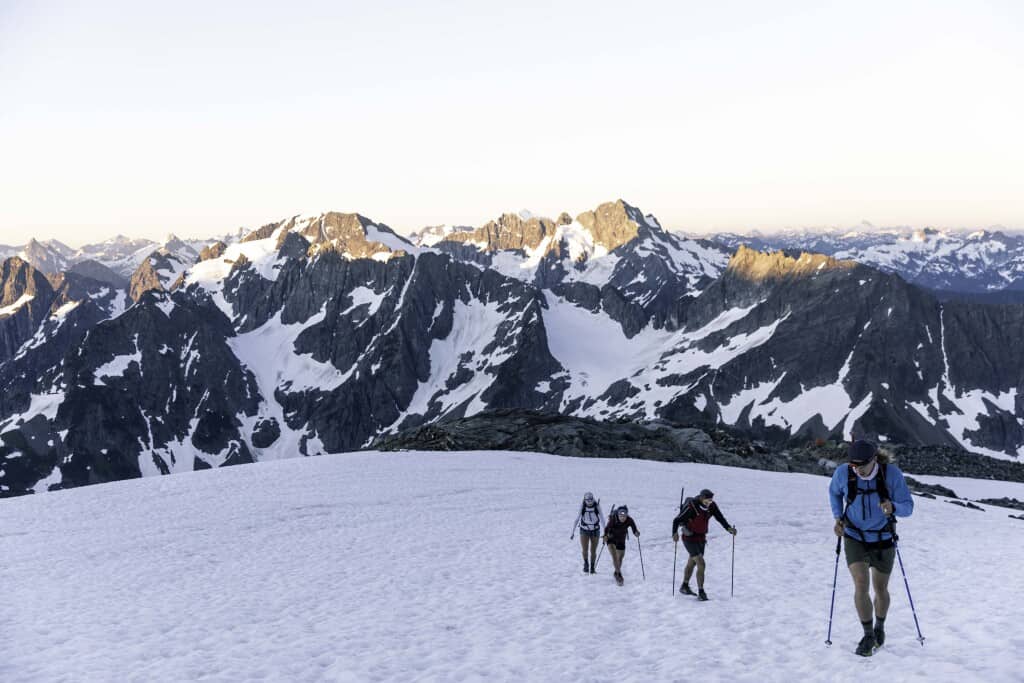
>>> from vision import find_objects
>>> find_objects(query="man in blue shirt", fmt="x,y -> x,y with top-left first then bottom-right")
829,440 -> 914,656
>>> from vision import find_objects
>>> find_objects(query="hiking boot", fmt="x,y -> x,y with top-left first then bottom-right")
855,634 -> 877,657
697,589 -> 708,601
873,626 -> 885,647
583,561 -> 589,573
589,565 -> 596,574
680,582 -> 695,595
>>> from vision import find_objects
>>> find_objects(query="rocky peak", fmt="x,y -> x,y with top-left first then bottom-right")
128,250 -> 190,302
725,245 -> 857,283
16,239 -> 69,275
67,260 -> 129,288
128,257 -> 165,302
0,257 -> 56,364
1,257 -> 52,308
241,221 -> 284,244
199,242 -> 228,262
441,212 -> 558,254
303,212 -> 412,260
574,199 -> 649,252
163,233 -> 189,252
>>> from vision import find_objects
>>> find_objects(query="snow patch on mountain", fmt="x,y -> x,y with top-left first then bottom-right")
231,306 -> 349,395
0,391 -> 63,433
543,293 -> 783,418
365,223 -> 415,258
0,294 -> 35,318
542,291 -> 655,398
94,337 -> 142,385
918,386 -> 1021,460
398,299 -> 517,421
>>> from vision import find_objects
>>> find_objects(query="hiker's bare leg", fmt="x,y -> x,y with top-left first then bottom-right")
871,568 -> 891,619
848,561 -> 873,622
695,556 -> 706,588
683,556 -> 696,583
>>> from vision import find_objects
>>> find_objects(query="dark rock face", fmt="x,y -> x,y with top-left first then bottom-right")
372,409 -> 771,468
55,289 -> 259,486
1,258 -> 56,365
977,497 -> 1024,511
372,410 -> 1024,484
634,247 -> 1024,459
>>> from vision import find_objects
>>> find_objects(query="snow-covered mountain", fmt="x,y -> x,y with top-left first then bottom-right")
0,238 -> 75,276
3,200 -> 1024,497
3,449 -> 1021,680
708,226 -> 1024,296
2,231 -> 236,280
407,223 -> 473,247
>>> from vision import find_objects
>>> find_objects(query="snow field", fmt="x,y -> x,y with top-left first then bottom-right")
1,451 -> 1021,682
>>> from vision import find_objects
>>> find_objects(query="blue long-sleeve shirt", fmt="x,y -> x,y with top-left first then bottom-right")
829,463 -> 913,542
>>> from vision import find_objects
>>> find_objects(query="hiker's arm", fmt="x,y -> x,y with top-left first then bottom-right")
828,469 -> 845,520
711,503 -> 731,530
674,507 -> 695,536
629,518 -> 638,536
887,468 -> 914,518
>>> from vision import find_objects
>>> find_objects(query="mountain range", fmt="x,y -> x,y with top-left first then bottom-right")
2,200 -> 1022,497
707,225 -> 1024,301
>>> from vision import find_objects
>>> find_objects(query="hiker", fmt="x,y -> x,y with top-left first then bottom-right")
829,439 -> 914,656
575,492 -> 603,574
603,505 -> 639,585
672,489 -> 736,600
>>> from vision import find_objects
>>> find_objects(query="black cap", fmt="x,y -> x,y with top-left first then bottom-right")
699,489 -> 714,499
848,440 -> 877,464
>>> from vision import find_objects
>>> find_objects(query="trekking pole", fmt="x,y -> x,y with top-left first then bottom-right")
594,503 -> 614,571
825,534 -> 842,647
570,504 -> 582,540
636,535 -> 646,581
891,521 -> 926,646
673,485 -> 684,594
731,533 -> 735,597
672,540 -> 678,595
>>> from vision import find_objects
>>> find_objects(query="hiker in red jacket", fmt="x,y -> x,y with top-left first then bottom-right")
672,489 -> 737,600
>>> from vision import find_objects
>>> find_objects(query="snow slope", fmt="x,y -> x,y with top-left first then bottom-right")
2,451 -> 1021,682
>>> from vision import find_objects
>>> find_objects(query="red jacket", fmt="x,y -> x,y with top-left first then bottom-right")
672,499 -> 731,543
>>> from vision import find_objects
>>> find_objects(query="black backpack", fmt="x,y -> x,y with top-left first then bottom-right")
846,463 -> 890,505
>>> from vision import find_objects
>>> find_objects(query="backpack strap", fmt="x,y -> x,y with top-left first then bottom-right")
876,463 -> 890,503
846,463 -> 890,502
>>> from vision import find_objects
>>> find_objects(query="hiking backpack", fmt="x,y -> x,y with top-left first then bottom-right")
846,463 -> 890,505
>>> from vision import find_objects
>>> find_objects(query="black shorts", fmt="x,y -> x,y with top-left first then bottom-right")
844,536 -> 895,574
683,539 -> 706,557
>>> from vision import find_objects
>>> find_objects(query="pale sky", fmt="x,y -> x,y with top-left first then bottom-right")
2,0 -> 1023,246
